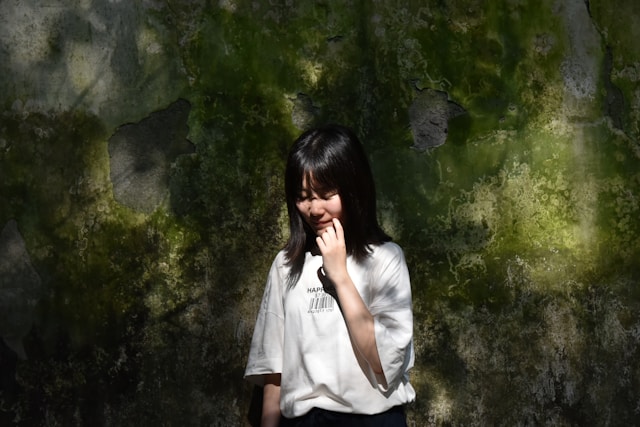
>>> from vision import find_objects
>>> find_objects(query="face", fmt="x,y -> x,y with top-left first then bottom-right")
295,179 -> 344,236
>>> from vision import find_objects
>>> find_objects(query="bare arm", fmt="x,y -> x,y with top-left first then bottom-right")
261,373 -> 281,427
316,219 -> 383,374
331,273 -> 383,374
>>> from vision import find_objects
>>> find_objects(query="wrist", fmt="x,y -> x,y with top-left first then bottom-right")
327,270 -> 350,288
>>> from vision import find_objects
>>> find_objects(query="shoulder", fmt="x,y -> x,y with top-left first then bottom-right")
365,241 -> 407,271
274,249 -> 288,266
369,241 -> 405,260
267,250 -> 291,278
364,242 -> 411,295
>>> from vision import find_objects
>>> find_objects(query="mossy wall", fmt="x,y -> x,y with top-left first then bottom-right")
1,1 -> 639,425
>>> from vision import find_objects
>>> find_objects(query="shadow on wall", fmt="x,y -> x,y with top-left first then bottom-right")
108,99 -> 195,214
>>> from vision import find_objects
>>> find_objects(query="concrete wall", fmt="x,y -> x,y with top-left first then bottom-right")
1,0 -> 639,425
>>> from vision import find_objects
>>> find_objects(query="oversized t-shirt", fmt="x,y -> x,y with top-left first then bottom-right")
244,241 -> 415,418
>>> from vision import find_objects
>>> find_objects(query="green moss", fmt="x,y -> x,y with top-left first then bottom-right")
2,0 -> 640,425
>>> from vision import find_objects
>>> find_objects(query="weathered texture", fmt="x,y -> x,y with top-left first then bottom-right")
0,220 -> 42,360
1,0 -> 639,425
290,93 -> 321,130
409,88 -> 466,150
108,99 -> 194,213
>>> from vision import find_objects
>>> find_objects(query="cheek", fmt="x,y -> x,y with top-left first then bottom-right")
328,199 -> 344,217
295,202 -> 309,217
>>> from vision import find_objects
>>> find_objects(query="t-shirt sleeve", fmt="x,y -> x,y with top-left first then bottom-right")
368,243 -> 414,392
244,253 -> 286,386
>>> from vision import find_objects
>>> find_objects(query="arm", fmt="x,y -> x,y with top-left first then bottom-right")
316,219 -> 383,374
332,273 -> 383,374
261,373 -> 281,427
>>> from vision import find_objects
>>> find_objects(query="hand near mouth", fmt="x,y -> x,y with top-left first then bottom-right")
315,218 -> 348,285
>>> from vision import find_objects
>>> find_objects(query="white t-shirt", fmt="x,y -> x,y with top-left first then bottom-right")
244,241 -> 415,418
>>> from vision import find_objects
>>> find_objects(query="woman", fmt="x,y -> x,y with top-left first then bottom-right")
245,124 -> 415,426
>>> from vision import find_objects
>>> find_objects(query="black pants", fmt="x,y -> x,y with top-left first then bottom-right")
279,406 -> 407,427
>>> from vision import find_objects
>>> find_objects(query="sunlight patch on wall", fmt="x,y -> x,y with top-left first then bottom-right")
137,26 -> 163,56
67,41 -> 114,102
0,1 -> 60,69
298,59 -> 324,88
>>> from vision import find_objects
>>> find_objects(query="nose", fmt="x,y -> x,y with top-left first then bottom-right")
309,199 -> 324,216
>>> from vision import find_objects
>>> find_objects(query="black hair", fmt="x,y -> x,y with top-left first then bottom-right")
283,124 -> 391,286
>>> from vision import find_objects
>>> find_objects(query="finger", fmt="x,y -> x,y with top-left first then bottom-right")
332,218 -> 344,241
324,224 -> 336,235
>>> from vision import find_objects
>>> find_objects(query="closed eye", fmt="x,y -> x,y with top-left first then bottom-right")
297,189 -> 338,202
296,192 -> 311,202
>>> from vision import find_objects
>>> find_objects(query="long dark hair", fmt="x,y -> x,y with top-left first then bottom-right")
284,124 -> 391,286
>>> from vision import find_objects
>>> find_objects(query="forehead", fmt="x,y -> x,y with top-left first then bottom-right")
300,172 -> 334,193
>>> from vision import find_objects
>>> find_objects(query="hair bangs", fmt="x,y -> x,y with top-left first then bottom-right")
297,154 -> 340,197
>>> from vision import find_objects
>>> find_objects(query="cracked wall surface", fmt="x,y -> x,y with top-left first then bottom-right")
1,0 -> 639,425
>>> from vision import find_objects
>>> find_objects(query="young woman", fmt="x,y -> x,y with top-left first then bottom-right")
245,124 -> 415,426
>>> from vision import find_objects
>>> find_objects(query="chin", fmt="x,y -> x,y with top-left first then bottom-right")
315,227 -> 330,236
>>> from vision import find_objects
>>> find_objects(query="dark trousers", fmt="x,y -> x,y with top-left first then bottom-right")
279,406 -> 407,427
